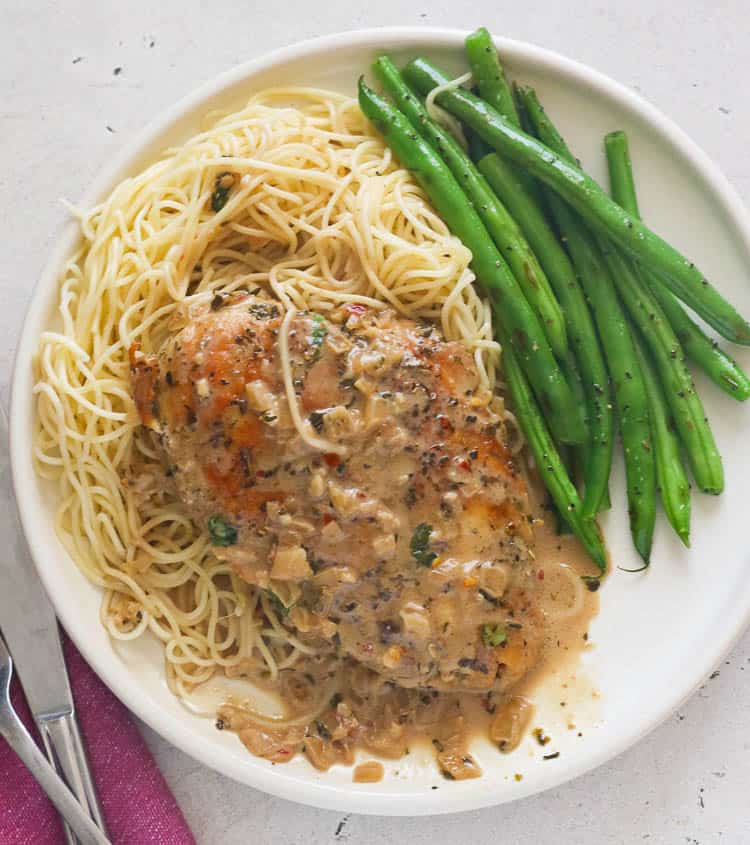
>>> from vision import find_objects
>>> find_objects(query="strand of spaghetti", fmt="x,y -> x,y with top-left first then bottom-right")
252,621 -> 281,681
278,305 -> 348,456
224,674 -> 340,729
424,71 -> 473,149
155,157 -> 343,190
38,331 -> 90,361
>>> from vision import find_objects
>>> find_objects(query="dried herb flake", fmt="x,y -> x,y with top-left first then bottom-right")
410,523 -> 437,568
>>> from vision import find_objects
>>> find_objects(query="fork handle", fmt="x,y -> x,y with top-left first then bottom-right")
38,713 -> 108,844
0,708 -> 110,845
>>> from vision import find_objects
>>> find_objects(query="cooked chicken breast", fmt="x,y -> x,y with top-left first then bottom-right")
131,292 -> 542,694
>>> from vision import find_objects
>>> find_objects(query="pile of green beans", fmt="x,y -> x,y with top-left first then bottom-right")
356,26 -> 750,568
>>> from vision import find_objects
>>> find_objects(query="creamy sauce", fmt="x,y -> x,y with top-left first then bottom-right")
213,483 -> 601,779
518,489 -> 601,695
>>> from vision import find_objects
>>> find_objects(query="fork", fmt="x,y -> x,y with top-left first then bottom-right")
0,634 -> 110,845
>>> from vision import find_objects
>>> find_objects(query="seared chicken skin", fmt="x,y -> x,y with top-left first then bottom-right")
131,292 -> 542,694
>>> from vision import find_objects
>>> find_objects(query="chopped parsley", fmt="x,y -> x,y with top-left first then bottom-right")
310,313 -> 327,359
266,590 -> 292,617
480,623 -> 507,647
410,523 -> 437,568
207,514 -> 237,546
210,172 -> 233,212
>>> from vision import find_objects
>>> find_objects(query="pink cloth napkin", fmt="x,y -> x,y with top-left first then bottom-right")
0,634 -> 196,845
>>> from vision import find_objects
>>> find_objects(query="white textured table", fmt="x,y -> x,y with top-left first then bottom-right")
3,2 -> 749,842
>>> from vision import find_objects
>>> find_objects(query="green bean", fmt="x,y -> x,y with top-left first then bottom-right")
476,155 -> 561,278
605,130 -> 750,401
356,77 -> 585,444
402,58 -> 750,345
560,344 -> 614,518
464,30 -> 543,201
604,130 -> 641,217
464,35 -> 553,212
560,348 -> 588,451
559,347 -> 588,489
633,333 -> 691,546
649,281 -> 750,400
514,84 -> 574,162
501,343 -> 607,571
467,126 -> 492,163
550,440 -> 575,535
372,56 -> 567,360
465,27 -> 517,122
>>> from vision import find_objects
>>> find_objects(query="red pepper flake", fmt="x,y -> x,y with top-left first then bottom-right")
436,415 -> 453,432
323,453 -> 340,467
345,303 -> 367,315
322,513 -> 335,525
537,569 -> 545,580
457,458 -> 471,472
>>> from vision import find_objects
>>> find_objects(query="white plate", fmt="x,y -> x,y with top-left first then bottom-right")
10,28 -> 750,815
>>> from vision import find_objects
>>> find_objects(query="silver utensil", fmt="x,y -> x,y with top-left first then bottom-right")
0,403 -> 107,844
0,634 -> 110,845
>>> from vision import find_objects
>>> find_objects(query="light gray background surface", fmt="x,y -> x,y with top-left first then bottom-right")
2,2 -> 748,843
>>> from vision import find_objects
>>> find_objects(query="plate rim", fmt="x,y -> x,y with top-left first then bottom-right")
10,26 -> 750,815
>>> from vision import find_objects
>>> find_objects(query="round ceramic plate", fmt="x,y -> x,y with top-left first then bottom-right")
11,28 -> 750,815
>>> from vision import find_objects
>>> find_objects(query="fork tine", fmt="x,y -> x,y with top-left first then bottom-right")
0,633 -> 12,698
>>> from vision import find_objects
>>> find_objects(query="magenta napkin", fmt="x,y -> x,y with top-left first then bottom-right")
0,634 -> 196,845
